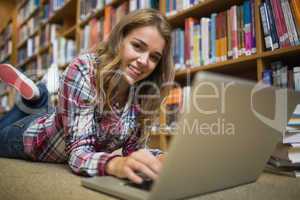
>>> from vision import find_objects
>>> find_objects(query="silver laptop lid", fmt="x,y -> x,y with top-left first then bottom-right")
148,72 -> 283,200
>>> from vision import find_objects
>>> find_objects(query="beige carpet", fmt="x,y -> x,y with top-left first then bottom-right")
0,158 -> 117,200
1,157 -> 300,200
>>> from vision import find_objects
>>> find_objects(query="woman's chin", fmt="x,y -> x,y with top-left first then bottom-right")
124,74 -> 137,85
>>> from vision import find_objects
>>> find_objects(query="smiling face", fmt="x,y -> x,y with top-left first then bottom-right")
120,26 -> 166,85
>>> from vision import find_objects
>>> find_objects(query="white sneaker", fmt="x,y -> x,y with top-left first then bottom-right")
0,63 -> 40,100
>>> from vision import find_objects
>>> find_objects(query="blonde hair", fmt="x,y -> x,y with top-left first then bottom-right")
94,9 -> 174,136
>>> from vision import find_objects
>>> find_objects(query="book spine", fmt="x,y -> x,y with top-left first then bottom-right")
260,3 -> 273,50
185,18 -> 197,67
270,0 -> 284,47
179,28 -> 185,68
210,13 -> 217,64
290,0 -> 300,38
250,0 -> 256,54
201,18 -> 210,65
172,30 -> 178,69
276,0 -> 291,47
280,0 -> 295,46
262,68 -> 273,85
216,13 -> 221,62
232,5 -> 239,59
265,0 -> 280,49
294,67 -> 300,91
239,5 -> 245,56
193,24 -> 200,66
222,11 -> 228,61
227,8 -> 233,59
284,0 -> 300,45
244,0 -> 252,56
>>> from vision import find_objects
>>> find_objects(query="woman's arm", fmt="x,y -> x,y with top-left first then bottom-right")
59,54 -> 119,176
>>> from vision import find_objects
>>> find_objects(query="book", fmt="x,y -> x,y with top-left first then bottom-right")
294,67 -> 300,91
265,163 -> 300,177
272,143 -> 300,163
265,0 -> 280,50
260,2 -> 274,50
201,18 -> 210,65
280,0 -> 295,46
210,13 -> 217,64
270,0 -> 291,47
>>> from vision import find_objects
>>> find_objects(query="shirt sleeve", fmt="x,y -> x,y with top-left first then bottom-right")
58,54 -> 119,176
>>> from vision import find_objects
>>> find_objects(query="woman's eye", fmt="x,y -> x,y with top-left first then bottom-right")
150,55 -> 160,63
132,42 -> 142,50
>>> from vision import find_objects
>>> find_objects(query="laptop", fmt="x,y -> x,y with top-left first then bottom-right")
81,72 -> 296,200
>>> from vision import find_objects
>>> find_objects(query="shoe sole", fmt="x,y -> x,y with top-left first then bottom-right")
0,64 -> 34,99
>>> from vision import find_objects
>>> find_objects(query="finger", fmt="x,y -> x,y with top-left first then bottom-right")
131,160 -> 159,181
131,150 -> 162,174
124,166 -> 143,184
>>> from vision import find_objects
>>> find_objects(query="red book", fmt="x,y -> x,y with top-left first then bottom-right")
184,17 -> 198,67
270,0 -> 290,47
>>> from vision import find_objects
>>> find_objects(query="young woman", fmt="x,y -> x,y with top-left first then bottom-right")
0,9 -> 174,184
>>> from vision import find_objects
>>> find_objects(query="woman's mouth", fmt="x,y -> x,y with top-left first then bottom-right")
127,64 -> 141,79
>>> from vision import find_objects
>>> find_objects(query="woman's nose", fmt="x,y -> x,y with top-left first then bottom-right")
137,53 -> 149,65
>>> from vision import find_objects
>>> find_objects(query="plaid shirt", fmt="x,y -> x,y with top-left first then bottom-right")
23,54 -> 161,176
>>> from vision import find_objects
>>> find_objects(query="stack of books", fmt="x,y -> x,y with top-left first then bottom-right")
266,104 -> 300,177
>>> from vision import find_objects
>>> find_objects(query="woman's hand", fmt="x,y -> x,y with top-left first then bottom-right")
106,149 -> 162,184
157,154 -> 165,163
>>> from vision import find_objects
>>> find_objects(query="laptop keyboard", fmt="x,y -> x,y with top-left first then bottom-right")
126,179 -> 154,191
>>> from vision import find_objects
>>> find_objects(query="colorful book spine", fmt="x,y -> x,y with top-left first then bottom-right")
193,23 -> 201,66
220,11 -> 228,61
270,0 -> 290,47
283,0 -> 300,45
231,5 -> 239,59
265,0 -> 280,49
244,0 -> 252,56
250,0 -> 256,54
227,8 -> 233,59
201,18 -> 210,65
260,2 -> 273,50
280,0 -> 295,46
290,0 -> 300,38
210,13 -> 217,64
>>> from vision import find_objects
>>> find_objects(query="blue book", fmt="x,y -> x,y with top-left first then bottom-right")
262,69 -> 273,85
179,28 -> 185,67
166,0 -> 170,15
210,13 -> 217,64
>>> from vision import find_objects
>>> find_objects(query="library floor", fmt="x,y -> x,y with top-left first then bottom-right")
0,158 -> 299,200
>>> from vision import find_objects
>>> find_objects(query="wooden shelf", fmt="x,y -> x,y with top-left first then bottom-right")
0,18 -> 12,34
60,25 -> 76,38
79,9 -> 103,27
48,0 -> 77,24
17,28 -> 40,49
78,0 -> 126,27
59,62 -> 70,70
17,0 -> 28,10
39,43 -> 51,54
18,7 -> 39,28
261,45 -> 300,60
17,39 -> 27,49
175,54 -> 258,80
167,0 -> 245,27
17,53 -> 38,68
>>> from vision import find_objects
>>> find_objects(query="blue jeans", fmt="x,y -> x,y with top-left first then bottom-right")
0,83 -> 50,159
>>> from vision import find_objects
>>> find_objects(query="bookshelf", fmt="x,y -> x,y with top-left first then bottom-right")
0,0 -> 300,150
